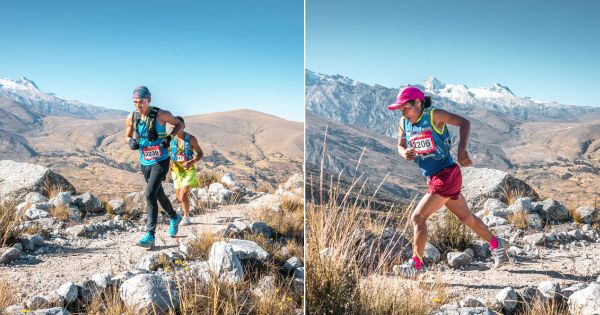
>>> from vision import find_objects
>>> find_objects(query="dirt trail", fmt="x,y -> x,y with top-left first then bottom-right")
0,194 -> 278,301
367,242 -> 600,303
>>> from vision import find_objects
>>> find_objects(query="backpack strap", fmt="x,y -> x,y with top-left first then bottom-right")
183,133 -> 193,160
131,111 -> 141,139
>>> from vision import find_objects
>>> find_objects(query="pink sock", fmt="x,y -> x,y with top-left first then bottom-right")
489,236 -> 498,250
412,256 -> 422,270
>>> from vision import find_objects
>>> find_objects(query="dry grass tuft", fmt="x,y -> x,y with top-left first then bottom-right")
279,195 -> 304,213
0,279 -> 16,310
501,184 -> 528,206
507,210 -> 528,229
197,170 -> 221,188
429,209 -> 475,253
255,182 -> 275,194
359,279 -> 448,315
518,299 -> 569,315
1,200 -> 22,246
86,286 -> 137,315
251,205 -> 303,242
43,178 -> 64,200
187,231 -> 221,261
50,203 -> 70,221
103,199 -> 114,216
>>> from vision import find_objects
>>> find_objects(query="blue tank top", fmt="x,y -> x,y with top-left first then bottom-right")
137,110 -> 169,166
402,107 -> 455,176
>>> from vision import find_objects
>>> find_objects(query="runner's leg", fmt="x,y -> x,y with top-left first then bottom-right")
412,193 -> 450,258
180,186 -> 191,217
143,163 -> 164,235
445,193 -> 494,242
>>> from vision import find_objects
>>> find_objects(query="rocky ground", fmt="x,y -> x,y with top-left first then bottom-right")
345,167 -> 600,314
0,160 -> 304,314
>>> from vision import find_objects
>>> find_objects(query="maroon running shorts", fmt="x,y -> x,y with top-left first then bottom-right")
427,163 -> 462,200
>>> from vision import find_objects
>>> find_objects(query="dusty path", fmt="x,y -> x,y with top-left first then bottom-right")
367,243 -> 600,303
0,194 -> 278,301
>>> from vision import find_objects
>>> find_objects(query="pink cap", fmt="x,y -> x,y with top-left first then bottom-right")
387,86 -> 425,110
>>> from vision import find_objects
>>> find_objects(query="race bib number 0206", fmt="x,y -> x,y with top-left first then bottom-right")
409,130 -> 437,155
142,145 -> 162,161
176,153 -> 186,162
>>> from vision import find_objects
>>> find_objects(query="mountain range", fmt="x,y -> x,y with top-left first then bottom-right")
0,77 -> 303,198
306,70 -> 600,206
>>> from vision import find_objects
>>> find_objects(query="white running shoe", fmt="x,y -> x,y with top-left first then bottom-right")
182,216 -> 191,226
393,259 -> 423,279
492,237 -> 509,268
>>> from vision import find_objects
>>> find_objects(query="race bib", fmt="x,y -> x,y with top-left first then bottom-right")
142,145 -> 162,161
409,130 -> 437,155
176,153 -> 186,163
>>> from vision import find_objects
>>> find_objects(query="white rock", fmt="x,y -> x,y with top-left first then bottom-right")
228,239 -> 269,263
568,282 -> 600,315
119,274 -> 179,314
56,282 -> 78,304
208,241 -> 244,283
495,287 -> 518,313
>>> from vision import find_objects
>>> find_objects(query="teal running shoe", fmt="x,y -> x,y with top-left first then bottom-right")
137,232 -> 155,249
169,214 -> 183,238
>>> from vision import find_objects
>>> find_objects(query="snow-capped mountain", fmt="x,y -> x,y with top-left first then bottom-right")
306,70 -> 600,138
0,76 -> 126,119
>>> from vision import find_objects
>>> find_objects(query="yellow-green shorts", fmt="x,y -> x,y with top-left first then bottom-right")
171,168 -> 199,190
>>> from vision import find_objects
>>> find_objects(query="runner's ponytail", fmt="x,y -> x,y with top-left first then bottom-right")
423,96 -> 432,108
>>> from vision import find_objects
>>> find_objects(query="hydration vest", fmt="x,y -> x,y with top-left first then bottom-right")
170,133 -> 194,162
131,106 -> 160,141
402,107 -> 454,176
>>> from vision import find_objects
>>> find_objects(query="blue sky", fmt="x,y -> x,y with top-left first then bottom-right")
307,0 -> 600,107
0,0 -> 304,121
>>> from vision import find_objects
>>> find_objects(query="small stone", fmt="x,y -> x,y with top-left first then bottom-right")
447,252 -> 472,269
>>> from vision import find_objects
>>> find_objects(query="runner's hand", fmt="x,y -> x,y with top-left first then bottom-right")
182,160 -> 194,169
128,138 -> 139,150
458,148 -> 473,167
161,136 -> 172,149
402,148 -> 416,161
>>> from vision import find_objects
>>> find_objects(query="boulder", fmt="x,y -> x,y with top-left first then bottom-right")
91,273 -> 112,289
423,242 -> 441,263
52,192 -> 71,208
461,167 -> 538,212
119,274 -> 179,314
526,213 -> 544,231
250,221 -> 272,238
495,287 -> 519,313
0,247 -> 22,264
108,199 -> 124,214
568,282 -> 600,315
575,206 -> 598,224
540,199 -> 569,222
482,215 -> 508,227
208,241 -> 244,283
56,282 -> 78,305
507,197 -> 534,214
25,192 -> 49,204
282,256 -> 303,272
228,239 -> 270,263
447,251 -> 472,269
483,198 -> 508,212
221,173 -> 237,189
537,281 -> 561,301
74,192 -> 103,214
0,161 -> 75,204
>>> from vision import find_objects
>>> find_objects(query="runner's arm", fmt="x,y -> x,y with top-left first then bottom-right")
432,109 -> 473,166
158,110 -> 184,137
189,135 -> 203,163
125,112 -> 134,142
397,122 -> 415,160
